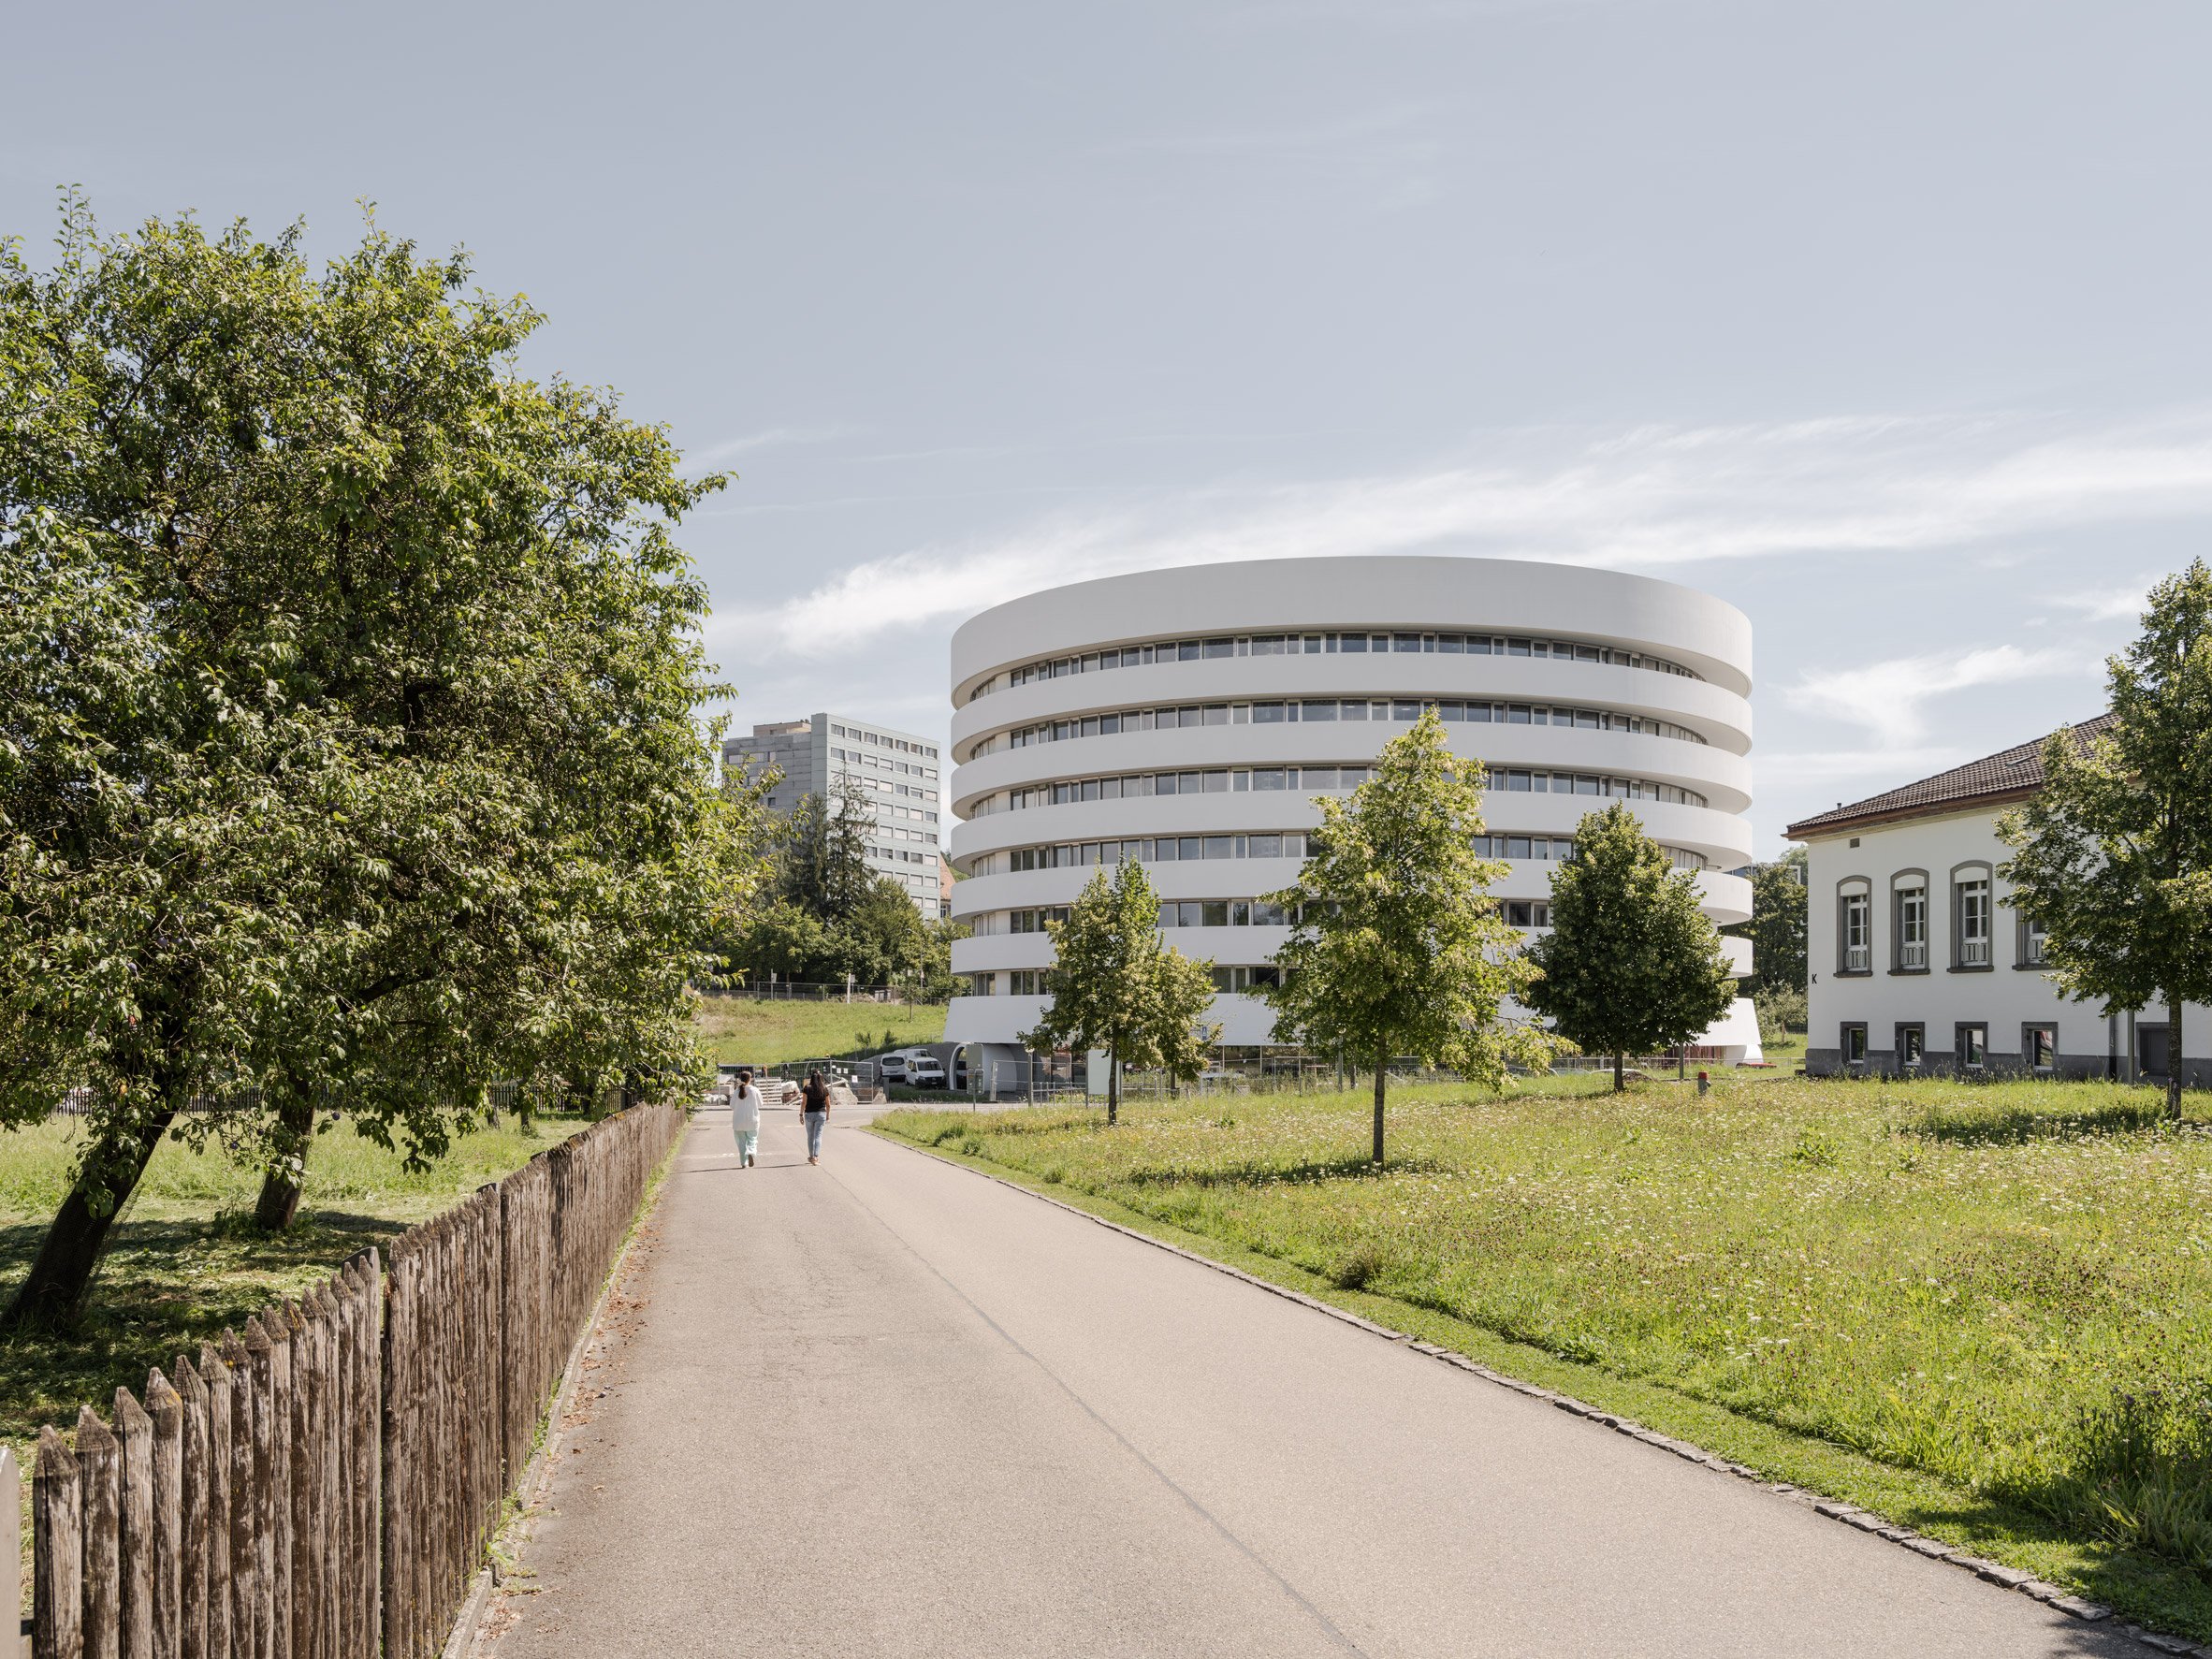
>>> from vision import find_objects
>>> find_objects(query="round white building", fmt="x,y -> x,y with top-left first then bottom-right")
944,556 -> 1757,1084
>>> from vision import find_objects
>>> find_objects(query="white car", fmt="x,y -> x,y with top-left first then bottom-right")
878,1053 -> 911,1083
908,1056 -> 947,1088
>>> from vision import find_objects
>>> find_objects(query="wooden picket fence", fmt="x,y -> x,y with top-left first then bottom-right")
29,1099 -> 685,1659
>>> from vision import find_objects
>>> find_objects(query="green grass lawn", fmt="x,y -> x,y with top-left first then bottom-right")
1760,1028 -> 1807,1066
0,1112 -> 575,1458
876,1069 -> 2212,1639
693,995 -> 947,1066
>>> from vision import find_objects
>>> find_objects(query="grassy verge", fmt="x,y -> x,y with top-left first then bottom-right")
693,996 -> 946,1066
873,1070 -> 2212,1639
0,1112 -> 578,1459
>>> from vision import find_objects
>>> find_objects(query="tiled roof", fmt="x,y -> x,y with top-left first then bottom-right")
1784,714 -> 2117,839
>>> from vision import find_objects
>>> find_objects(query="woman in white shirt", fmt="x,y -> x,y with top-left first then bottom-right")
731,1069 -> 764,1168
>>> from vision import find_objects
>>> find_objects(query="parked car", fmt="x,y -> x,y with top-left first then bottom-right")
879,1053 -> 911,1084
908,1056 -> 947,1088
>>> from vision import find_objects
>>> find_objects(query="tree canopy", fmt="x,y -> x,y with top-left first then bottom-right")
1724,848 -> 1807,997
1524,802 -> 1739,1090
0,200 -> 759,1320
1260,710 -> 1559,1161
1020,860 -> 1217,1124
2001,560 -> 2212,1117
720,779 -> 963,997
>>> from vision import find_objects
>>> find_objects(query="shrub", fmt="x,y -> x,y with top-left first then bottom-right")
1754,986 -> 1808,1043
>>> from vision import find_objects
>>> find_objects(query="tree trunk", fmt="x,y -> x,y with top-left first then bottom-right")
2170,995 -> 2185,1121
1106,1038 -> 1119,1128
1371,1050 -> 1388,1166
252,1088 -> 316,1231
1613,1052 -> 1624,1092
4,1105 -> 179,1330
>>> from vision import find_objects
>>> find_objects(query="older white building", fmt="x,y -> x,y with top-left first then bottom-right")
943,556 -> 1760,1082
1788,716 -> 2208,1084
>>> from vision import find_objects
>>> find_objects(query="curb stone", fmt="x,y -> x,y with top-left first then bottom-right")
880,1129 -> 2205,1656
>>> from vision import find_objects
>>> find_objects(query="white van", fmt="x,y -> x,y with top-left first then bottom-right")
878,1053 -> 911,1084
908,1055 -> 947,1088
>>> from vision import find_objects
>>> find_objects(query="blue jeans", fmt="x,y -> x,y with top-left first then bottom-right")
804,1111 -> 826,1158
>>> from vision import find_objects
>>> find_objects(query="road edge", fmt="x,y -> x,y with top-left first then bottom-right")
867,1123 -> 2211,1658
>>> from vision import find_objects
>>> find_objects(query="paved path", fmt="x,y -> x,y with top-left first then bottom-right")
476,1102 -> 2137,1659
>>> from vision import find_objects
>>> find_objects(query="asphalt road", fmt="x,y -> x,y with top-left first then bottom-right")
475,1100 -> 2139,1659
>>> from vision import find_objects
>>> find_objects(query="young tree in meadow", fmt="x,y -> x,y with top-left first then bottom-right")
1523,802 -> 1739,1092
2001,560 -> 2212,1119
1020,860 -> 1219,1125
1260,710 -> 1560,1164
0,202 -> 760,1320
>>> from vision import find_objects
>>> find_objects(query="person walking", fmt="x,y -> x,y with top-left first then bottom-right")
730,1069 -> 763,1168
801,1068 -> 831,1165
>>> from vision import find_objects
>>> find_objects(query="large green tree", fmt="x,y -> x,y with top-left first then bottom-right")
771,781 -> 879,924
1020,860 -> 1218,1125
1724,847 -> 1807,996
2001,560 -> 2212,1118
1260,710 -> 1559,1163
0,202 -> 758,1319
1524,802 -> 1739,1091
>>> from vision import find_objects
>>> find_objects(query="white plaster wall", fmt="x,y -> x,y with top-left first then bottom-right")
950,556 -> 1754,699
1802,808 -> 2208,1070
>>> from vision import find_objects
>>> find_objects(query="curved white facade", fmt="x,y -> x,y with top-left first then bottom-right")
943,556 -> 1756,1059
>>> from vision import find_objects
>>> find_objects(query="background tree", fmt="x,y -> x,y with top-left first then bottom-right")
1021,860 -> 1218,1125
773,780 -> 879,926
2001,560 -> 2212,1118
0,202 -> 758,1320
1261,710 -> 1560,1163
720,780 -> 965,997
1524,802 -> 1739,1091
1724,847 -> 1807,996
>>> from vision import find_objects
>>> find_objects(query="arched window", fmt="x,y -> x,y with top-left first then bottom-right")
1837,877 -> 1872,975
1951,862 -> 1993,968
1891,869 -> 1928,971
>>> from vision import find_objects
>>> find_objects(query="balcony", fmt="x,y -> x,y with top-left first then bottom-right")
1960,939 -> 1990,967
1843,944 -> 1870,973
1899,940 -> 1927,969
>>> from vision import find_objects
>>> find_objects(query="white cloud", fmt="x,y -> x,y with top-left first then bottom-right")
2052,576 -> 2156,624
1779,646 -> 2094,744
751,408 -> 2212,656
688,425 -> 857,466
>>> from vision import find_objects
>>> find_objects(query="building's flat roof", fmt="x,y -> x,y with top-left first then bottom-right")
1784,713 -> 2115,840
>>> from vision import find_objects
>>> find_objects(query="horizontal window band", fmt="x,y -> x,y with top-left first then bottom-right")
964,697 -> 1714,759
968,764 -> 1710,815
964,633 -> 1707,705
958,830 -> 1709,875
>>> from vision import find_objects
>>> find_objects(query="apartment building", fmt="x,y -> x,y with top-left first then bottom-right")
724,715 -> 947,919
941,556 -> 1762,1083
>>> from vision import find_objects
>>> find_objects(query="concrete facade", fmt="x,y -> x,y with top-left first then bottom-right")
724,714 -> 947,919
1797,801 -> 2211,1085
941,556 -> 1760,1072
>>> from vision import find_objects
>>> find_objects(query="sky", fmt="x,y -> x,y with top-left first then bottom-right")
8,0 -> 2210,853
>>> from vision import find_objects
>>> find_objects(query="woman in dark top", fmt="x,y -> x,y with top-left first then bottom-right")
801,1069 -> 830,1164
